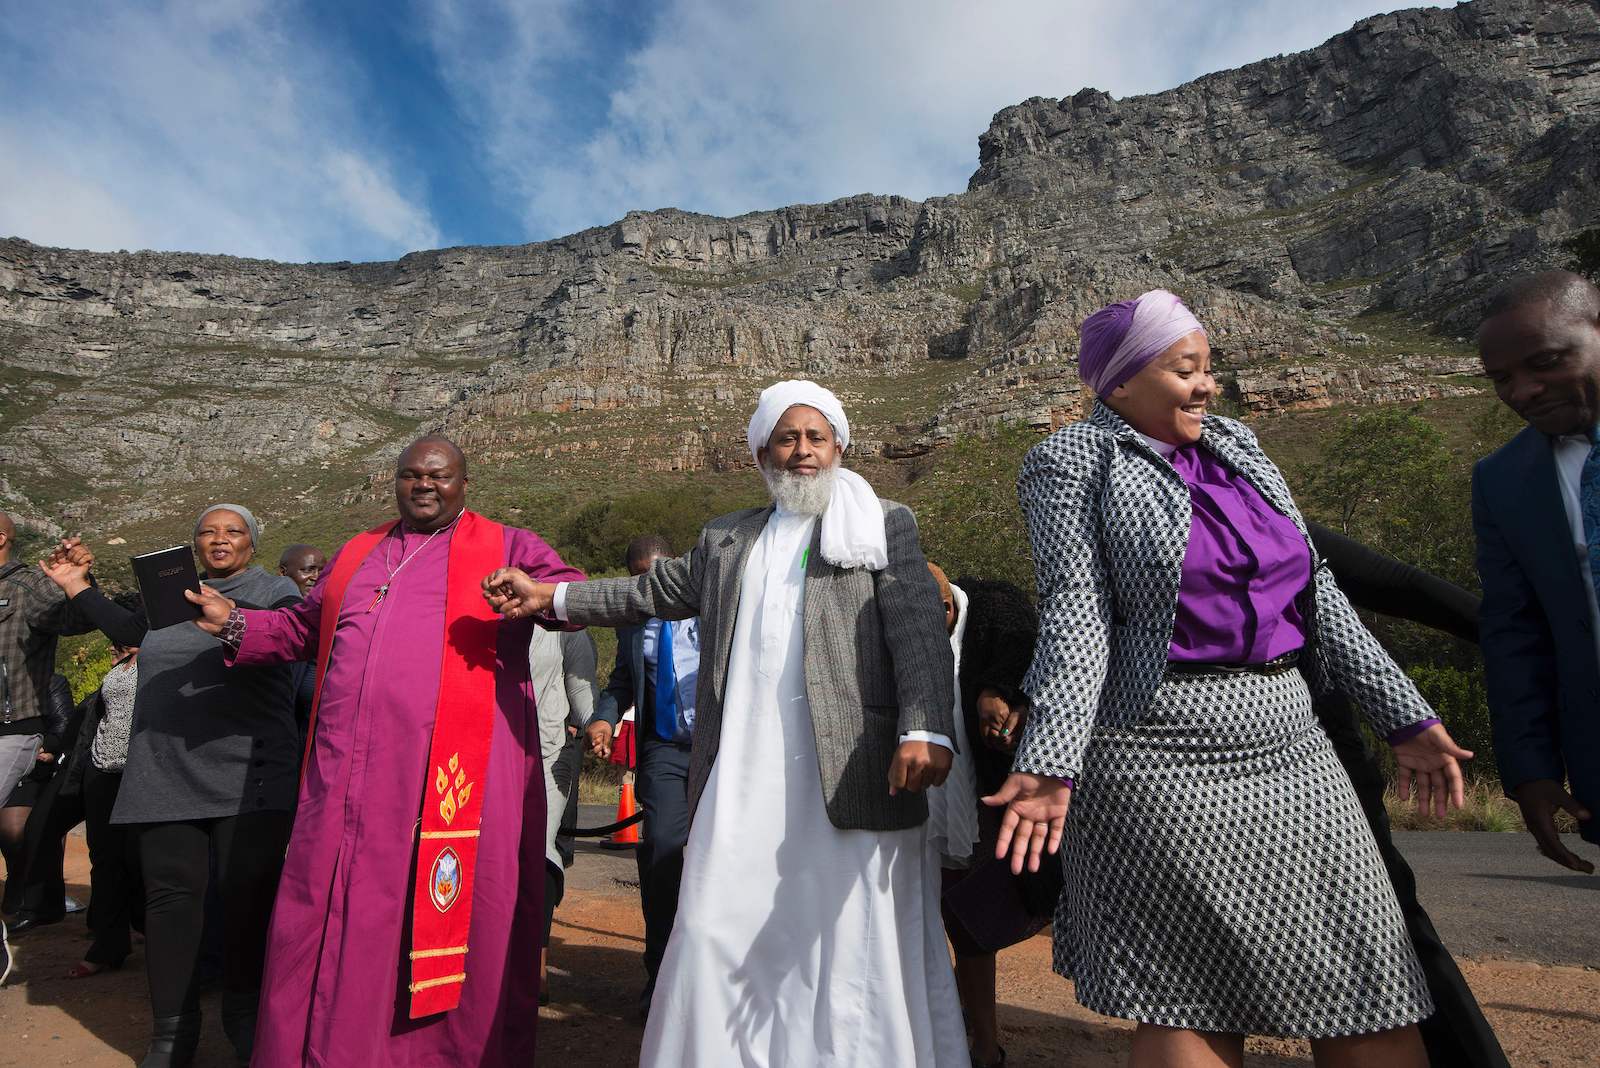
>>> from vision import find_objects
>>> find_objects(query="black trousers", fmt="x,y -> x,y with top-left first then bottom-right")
1316,693 -> 1510,1068
634,733 -> 691,1000
82,766 -> 141,966
136,809 -> 292,1017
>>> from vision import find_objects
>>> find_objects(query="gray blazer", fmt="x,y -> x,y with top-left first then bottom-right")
562,499 -> 955,832
1012,402 -> 1434,783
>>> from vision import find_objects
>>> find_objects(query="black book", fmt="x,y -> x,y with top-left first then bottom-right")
130,544 -> 203,630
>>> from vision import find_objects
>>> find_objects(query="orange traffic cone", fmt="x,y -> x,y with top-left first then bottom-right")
603,774 -> 641,848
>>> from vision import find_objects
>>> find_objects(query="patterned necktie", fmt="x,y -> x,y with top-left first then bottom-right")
1582,429 -> 1600,609
654,620 -> 678,742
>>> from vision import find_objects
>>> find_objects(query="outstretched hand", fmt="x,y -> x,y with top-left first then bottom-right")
183,585 -> 236,636
982,772 -> 1071,875
1391,722 -> 1473,819
481,568 -> 556,620
1513,778 -> 1594,874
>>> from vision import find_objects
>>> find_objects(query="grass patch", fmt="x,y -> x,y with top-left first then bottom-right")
1384,780 -> 1524,833
577,756 -> 627,805
0,364 -> 89,429
847,358 -> 977,428
1350,309 -> 1476,360
645,263 -> 797,289
945,279 -> 985,305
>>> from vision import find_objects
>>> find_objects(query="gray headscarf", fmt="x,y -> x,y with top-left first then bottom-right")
194,503 -> 261,547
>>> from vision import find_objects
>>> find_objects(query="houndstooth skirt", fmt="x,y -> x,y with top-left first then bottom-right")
1054,666 -> 1433,1037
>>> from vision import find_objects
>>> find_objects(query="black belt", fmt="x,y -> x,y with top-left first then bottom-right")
1166,649 -> 1300,677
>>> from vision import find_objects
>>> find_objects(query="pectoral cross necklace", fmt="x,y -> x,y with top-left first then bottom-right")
369,516 -> 458,611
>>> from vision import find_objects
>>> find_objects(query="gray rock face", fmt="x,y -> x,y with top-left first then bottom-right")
1,0 -> 1594,534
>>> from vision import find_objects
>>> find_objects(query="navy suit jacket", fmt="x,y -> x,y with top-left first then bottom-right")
1473,425 -> 1600,843
595,625 -> 649,731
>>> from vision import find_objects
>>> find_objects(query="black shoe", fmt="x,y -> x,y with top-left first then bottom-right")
221,990 -> 259,1064
4,912 -> 64,936
974,1046 -> 1007,1068
139,1012 -> 202,1068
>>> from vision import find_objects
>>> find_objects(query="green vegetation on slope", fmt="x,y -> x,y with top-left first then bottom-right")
49,391 -> 1524,788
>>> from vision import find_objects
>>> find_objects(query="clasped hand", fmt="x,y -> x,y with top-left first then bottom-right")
481,568 -> 556,619
38,536 -> 95,594
976,687 -> 1026,753
887,740 -> 952,796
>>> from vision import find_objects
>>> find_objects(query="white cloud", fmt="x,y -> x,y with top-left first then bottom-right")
0,0 -> 440,262
425,0 -> 1450,240
1,0 -> 1450,260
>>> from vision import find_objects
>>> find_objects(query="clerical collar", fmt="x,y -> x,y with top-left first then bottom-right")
399,513 -> 464,537
1138,432 -> 1180,457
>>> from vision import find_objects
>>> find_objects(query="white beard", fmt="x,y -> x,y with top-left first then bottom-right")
762,459 -> 838,515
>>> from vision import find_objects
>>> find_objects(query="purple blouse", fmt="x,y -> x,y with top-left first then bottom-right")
1151,438 -> 1311,664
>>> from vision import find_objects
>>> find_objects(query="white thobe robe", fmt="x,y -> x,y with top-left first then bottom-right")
639,507 -> 970,1067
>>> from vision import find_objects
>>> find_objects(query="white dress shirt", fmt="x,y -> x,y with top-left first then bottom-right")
1552,434 -> 1600,665
641,616 -> 700,741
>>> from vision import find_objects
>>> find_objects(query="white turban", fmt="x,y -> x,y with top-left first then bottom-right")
747,380 -> 888,571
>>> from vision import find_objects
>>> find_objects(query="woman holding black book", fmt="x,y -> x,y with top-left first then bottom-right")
43,504 -> 300,1068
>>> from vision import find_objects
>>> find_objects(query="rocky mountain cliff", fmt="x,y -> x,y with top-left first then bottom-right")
2,0 -> 1596,539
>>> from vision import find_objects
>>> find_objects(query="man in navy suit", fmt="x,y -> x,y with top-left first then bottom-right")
1475,269 -> 1600,872
585,533 -> 701,1016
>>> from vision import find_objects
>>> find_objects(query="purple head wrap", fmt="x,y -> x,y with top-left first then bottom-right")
1077,289 -> 1207,396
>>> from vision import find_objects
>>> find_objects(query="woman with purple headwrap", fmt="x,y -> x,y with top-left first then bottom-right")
983,290 -> 1473,1066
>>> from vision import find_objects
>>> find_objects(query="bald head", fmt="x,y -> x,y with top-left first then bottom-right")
278,543 -> 327,594
1482,270 -> 1600,326
625,534 -> 674,576
398,434 -> 468,476
394,435 -> 470,532
1479,270 -> 1600,436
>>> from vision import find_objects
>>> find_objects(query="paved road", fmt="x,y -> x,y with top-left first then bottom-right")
1397,830 -> 1599,967
560,810 -> 1600,968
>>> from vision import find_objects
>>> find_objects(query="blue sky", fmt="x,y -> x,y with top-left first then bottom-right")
0,0 -> 1447,264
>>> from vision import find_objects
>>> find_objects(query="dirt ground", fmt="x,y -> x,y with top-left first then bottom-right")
3,837 -> 1596,1067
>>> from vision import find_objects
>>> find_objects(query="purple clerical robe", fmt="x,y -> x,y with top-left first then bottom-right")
232,521 -> 583,1067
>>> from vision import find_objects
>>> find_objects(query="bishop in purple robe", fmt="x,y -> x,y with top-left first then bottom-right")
189,435 -> 584,1067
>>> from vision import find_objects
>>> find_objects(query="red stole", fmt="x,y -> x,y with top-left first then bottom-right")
308,509 -> 505,1018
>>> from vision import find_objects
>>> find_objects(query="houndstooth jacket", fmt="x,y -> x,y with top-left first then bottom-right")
1010,402 -> 1435,783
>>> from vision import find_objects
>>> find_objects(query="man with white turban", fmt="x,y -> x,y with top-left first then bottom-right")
483,381 -> 969,1066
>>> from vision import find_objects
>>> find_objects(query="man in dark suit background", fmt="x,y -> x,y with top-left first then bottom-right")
584,533 -> 700,1018
1475,269 -> 1600,873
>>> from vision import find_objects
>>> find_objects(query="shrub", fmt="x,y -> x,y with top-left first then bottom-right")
1408,662 -> 1495,772
554,483 -> 764,576
904,424 -> 1037,593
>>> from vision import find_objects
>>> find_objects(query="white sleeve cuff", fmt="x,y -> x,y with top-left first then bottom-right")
900,730 -> 953,751
553,582 -> 570,622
